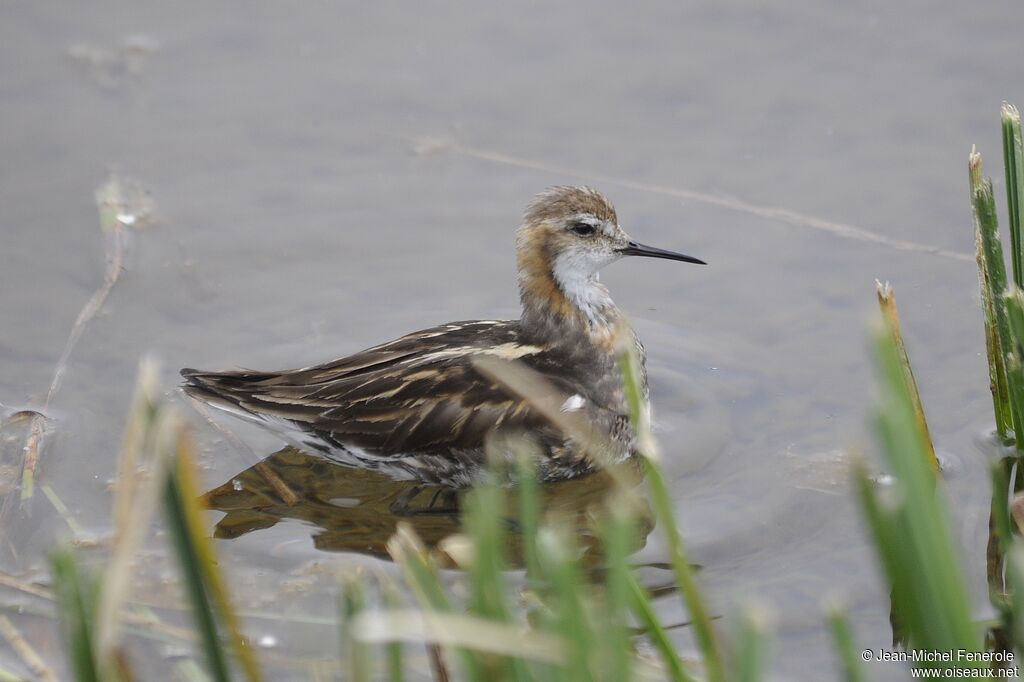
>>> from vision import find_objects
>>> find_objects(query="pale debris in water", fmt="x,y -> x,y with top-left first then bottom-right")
411,137 -> 453,156
231,478 -> 243,491
783,447 -> 856,493
257,634 -> 278,649
67,34 -> 160,89
95,176 -> 156,232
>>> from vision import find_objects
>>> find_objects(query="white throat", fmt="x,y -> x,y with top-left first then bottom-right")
552,252 -> 616,326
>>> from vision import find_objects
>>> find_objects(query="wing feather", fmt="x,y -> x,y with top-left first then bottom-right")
181,320 -> 570,462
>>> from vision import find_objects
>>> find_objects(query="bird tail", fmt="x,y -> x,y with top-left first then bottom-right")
179,367 -> 270,420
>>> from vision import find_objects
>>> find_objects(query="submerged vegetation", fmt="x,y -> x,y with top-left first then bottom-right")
4,104 -> 1024,679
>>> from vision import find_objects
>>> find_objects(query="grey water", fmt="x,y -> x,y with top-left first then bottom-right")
2,2 -> 1023,679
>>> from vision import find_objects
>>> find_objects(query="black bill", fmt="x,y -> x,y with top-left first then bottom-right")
618,241 -> 706,265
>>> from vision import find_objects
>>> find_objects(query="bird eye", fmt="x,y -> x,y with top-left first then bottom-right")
570,221 -> 596,236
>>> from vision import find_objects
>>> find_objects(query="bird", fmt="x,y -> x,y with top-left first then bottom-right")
181,186 -> 705,488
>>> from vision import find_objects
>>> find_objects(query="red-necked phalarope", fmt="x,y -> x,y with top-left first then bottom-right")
182,186 -> 704,487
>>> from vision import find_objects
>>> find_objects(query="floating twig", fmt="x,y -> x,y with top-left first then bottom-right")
404,136 -> 973,262
0,613 -> 59,682
40,484 -> 87,537
185,399 -> 298,506
17,175 -> 152,503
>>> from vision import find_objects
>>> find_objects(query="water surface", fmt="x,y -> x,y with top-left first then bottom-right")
2,2 -> 1023,679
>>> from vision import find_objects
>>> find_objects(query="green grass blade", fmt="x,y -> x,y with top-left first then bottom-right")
176,659 -> 213,682
341,578 -> 370,682
987,460 -> 1015,655
388,525 -> 453,612
978,237 -> 1014,439
990,459 -> 1015,584
516,452 -> 544,588
618,331 -> 658,461
639,459 -> 724,682
625,574 -> 694,682
618,331 -> 724,682
463,476 -> 530,681
1005,544 -> 1024,653
382,582 -> 405,682
853,462 -> 913,652
826,602 -> 866,682
973,153 -> 1024,441
861,327 -> 984,667
169,436 -> 263,682
876,282 -> 937,470
515,453 -> 561,682
464,478 -> 510,622
537,525 -> 594,682
387,524 -> 481,679
164,464 -> 232,682
1006,289 -> 1024,352
599,500 -> 636,682
1003,290 -> 1024,453
386,636 -> 404,682
1002,103 -> 1024,286
50,547 -> 101,682
735,605 -> 770,682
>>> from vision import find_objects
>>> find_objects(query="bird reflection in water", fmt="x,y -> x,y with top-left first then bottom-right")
202,446 -> 654,567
